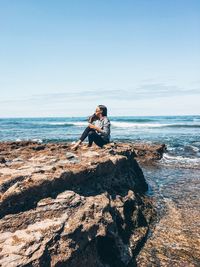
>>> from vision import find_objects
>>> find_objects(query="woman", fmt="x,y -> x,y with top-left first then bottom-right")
72,105 -> 111,150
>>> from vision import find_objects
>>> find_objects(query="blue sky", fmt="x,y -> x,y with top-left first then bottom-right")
0,0 -> 200,117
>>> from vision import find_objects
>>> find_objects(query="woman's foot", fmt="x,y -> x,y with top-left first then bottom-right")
71,140 -> 82,151
87,144 -> 92,148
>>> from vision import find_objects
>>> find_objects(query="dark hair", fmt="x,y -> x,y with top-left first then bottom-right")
88,113 -> 98,123
98,105 -> 107,116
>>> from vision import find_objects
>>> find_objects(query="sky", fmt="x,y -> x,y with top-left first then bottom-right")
0,0 -> 200,117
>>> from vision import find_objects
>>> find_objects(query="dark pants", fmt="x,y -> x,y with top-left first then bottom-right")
80,127 -> 108,148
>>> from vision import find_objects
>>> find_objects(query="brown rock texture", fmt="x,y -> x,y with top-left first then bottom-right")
0,141 -> 164,267
132,143 -> 166,162
137,199 -> 200,267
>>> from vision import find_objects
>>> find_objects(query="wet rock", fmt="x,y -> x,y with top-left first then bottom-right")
131,143 -> 166,161
136,199 -> 200,266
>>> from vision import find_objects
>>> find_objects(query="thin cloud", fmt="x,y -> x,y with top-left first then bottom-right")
0,83 -> 199,105
29,84 -> 200,102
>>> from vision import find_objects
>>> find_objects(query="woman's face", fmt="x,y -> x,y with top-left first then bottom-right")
95,106 -> 102,117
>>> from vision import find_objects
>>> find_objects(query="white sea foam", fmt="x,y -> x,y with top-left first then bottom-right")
47,122 -> 88,126
48,122 -> 69,125
111,122 -> 170,128
15,138 -> 43,143
71,121 -> 170,128
43,120 -> 169,129
31,138 -> 43,143
161,153 -> 200,168
111,122 -> 200,128
44,121 -> 200,129
72,122 -> 88,126
189,145 -> 199,152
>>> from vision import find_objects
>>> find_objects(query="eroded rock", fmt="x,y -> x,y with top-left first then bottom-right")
0,141 -> 162,266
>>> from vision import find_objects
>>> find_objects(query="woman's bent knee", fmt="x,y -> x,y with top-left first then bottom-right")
88,130 -> 95,136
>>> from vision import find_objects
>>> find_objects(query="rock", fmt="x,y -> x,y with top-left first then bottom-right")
32,145 -> 46,151
65,152 -> 80,163
0,190 -> 154,267
83,151 -> 100,157
65,152 -> 77,159
0,157 -> 6,164
131,143 -> 166,161
0,141 -> 160,266
12,157 -> 24,162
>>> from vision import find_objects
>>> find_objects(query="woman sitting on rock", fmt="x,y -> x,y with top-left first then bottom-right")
72,105 -> 111,150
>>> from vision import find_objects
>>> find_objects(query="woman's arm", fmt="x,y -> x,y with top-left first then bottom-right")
88,123 -> 102,132
89,119 -> 110,136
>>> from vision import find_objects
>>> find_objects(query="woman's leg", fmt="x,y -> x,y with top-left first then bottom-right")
80,127 -> 95,142
72,127 -> 95,150
88,131 -> 107,148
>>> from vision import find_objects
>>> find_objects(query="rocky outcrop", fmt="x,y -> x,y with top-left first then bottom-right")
132,143 -> 166,162
0,141 -> 164,267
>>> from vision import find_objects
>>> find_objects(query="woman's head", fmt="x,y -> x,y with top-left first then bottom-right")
95,105 -> 107,117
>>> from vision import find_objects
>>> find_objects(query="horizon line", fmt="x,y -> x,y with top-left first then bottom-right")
0,114 -> 199,119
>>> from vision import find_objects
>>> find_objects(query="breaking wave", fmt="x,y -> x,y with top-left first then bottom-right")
111,122 -> 200,129
160,153 -> 200,169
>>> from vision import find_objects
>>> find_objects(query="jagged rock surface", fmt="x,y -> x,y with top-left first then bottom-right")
0,142 -> 164,267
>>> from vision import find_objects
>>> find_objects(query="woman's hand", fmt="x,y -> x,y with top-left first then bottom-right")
88,124 -> 102,132
88,123 -> 97,130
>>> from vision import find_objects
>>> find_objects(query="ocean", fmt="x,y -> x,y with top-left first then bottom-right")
0,115 -> 200,264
